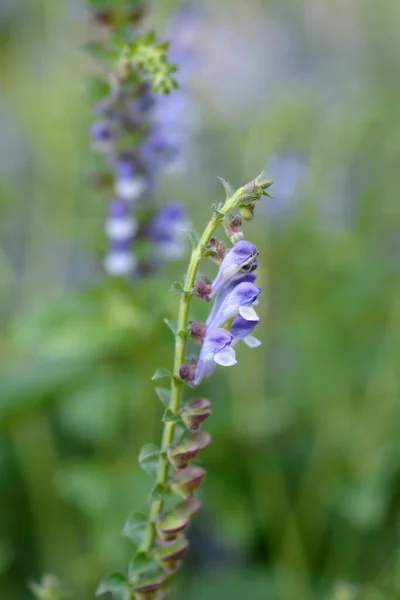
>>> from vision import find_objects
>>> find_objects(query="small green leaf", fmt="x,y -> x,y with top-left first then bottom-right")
177,328 -> 190,342
170,282 -> 185,294
211,204 -> 224,217
110,589 -> 131,600
151,368 -> 172,381
143,31 -> 156,45
163,318 -> 177,335
187,230 -> 201,248
128,552 -> 157,579
96,573 -> 128,596
150,483 -> 168,502
122,513 -> 148,543
200,244 -> 216,258
217,176 -> 235,198
139,444 -> 160,476
172,423 -> 187,444
155,387 -> 171,407
162,408 -> 181,423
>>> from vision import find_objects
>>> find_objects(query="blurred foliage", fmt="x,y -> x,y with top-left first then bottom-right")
0,0 -> 399,600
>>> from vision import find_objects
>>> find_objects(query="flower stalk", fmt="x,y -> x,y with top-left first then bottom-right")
139,173 -> 272,553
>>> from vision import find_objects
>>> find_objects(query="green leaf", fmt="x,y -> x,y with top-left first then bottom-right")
154,387 -> 171,407
187,230 -> 201,248
151,368 -> 171,381
163,318 -> 177,335
217,176 -> 235,198
96,573 -> 128,596
177,328 -> 190,342
110,589 -> 131,600
128,552 -> 157,579
150,483 -> 168,502
169,282 -> 185,294
162,408 -> 181,424
139,444 -> 160,477
212,204 -> 224,217
142,31 -> 156,45
122,513 -> 148,543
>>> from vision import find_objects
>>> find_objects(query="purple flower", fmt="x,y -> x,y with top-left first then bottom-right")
206,271 -> 258,327
104,235 -> 136,276
149,202 -> 190,260
114,157 -> 148,202
128,84 -> 155,120
194,328 -> 236,385
91,121 -> 115,152
230,315 -> 261,348
106,198 -> 138,240
138,123 -> 182,171
210,241 -> 259,298
207,281 -> 261,330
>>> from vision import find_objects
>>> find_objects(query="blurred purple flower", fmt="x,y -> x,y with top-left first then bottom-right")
90,5 -> 202,276
106,198 -> 138,240
114,157 -> 148,203
149,202 -> 190,260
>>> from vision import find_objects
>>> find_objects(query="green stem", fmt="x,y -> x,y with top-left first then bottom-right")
139,185 -> 248,553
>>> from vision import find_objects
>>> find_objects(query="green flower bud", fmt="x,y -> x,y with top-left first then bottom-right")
155,536 -> 189,573
169,466 -> 205,498
180,398 -> 211,431
156,498 -> 201,541
132,572 -> 165,595
239,204 -> 255,221
167,432 -> 211,469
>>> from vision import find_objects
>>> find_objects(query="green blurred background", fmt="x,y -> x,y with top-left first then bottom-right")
0,0 -> 399,599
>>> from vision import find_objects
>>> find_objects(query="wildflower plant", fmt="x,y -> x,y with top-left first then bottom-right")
97,168 -> 272,599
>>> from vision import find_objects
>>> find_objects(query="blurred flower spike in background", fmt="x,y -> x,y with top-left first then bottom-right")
88,3 -> 201,278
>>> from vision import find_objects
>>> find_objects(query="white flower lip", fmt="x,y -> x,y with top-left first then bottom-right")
104,252 -> 137,275
106,217 -> 138,240
213,346 -> 237,367
115,176 -> 147,202
243,335 -> 262,348
238,305 -> 259,321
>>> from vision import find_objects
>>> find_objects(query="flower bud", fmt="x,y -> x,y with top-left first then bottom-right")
132,572 -> 165,596
208,238 -> 227,263
223,215 -> 244,244
180,398 -> 211,431
179,363 -> 196,387
193,279 -> 212,302
155,536 -> 189,573
167,432 -> 211,469
169,466 -> 205,498
156,498 -> 201,541
239,204 -> 255,221
189,321 -> 207,344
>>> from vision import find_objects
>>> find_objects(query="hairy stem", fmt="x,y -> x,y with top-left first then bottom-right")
139,184 -> 248,553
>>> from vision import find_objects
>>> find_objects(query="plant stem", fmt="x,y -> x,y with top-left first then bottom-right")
139,185 -> 247,554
